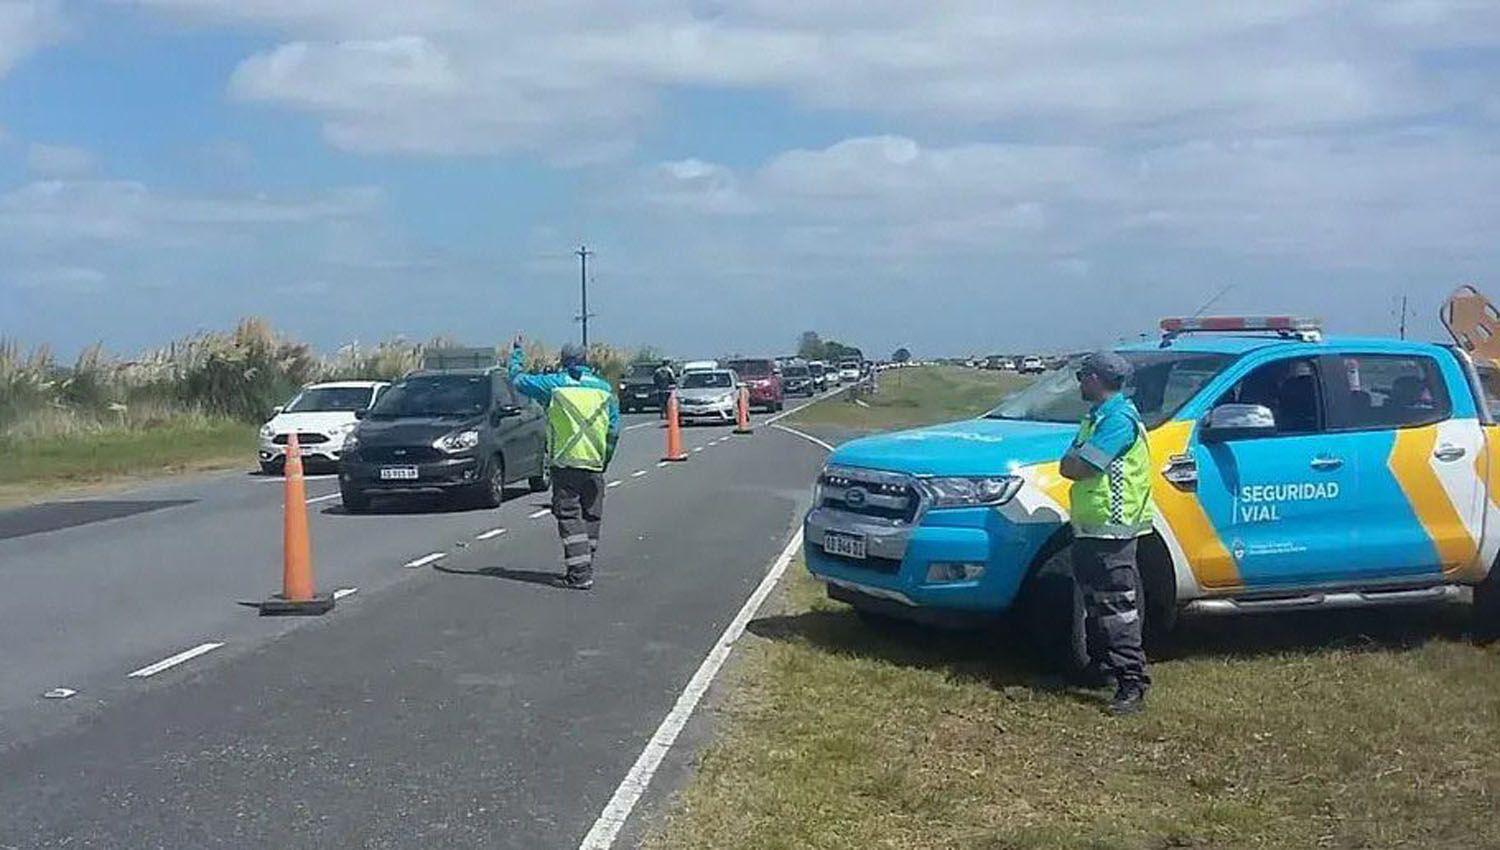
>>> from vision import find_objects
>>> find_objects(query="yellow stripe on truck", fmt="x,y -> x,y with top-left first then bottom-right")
1389,425 -> 1478,575
1478,426 -> 1500,510
1149,421 -> 1241,589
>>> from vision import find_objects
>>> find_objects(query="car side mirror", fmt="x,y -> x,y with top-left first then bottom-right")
1201,403 -> 1276,443
271,405 -> 284,416
354,408 -> 368,420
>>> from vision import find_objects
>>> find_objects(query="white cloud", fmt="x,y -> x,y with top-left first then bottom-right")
131,1 -> 1500,157
26,142 -> 95,177
0,0 -> 63,79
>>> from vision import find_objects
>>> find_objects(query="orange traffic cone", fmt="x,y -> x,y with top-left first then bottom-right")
253,433 -> 334,615
733,385 -> 754,435
663,391 -> 688,461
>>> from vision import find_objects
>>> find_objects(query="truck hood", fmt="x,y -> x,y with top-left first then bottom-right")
356,415 -> 481,446
829,418 -> 1076,477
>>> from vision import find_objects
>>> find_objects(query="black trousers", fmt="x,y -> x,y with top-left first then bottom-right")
1073,536 -> 1151,688
551,466 -> 605,579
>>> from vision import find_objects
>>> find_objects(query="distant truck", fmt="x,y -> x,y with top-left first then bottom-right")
804,315 -> 1500,668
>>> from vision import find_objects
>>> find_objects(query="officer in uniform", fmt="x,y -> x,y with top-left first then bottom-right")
1059,351 -> 1153,715
509,337 -> 620,590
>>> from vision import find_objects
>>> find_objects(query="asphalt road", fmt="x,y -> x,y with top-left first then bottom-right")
0,399 -> 835,849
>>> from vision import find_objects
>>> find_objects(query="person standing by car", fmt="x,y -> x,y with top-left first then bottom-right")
509,337 -> 620,590
1058,351 -> 1153,715
653,361 -> 677,419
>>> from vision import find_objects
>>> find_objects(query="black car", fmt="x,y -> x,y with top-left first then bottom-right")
781,362 -> 814,396
619,361 -> 670,412
338,368 -> 549,511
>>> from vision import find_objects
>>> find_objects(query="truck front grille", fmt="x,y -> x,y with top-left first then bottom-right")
819,466 -> 921,524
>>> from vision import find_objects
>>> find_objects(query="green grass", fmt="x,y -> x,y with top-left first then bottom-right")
788,366 -> 1033,433
0,420 -> 256,503
648,366 -> 1500,850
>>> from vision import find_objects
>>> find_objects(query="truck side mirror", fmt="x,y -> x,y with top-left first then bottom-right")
1201,403 -> 1277,443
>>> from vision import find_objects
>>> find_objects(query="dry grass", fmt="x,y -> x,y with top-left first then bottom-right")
787,367 -> 1033,433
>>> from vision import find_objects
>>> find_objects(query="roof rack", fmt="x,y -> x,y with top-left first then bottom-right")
1159,315 -> 1322,347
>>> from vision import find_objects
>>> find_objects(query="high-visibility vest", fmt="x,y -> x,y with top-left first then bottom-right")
1069,406 -> 1154,539
548,384 -> 611,471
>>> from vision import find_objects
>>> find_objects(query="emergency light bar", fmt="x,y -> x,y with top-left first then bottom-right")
1159,315 -> 1322,345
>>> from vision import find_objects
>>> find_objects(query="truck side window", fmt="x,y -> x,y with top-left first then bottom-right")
1476,364 -> 1500,417
1214,357 -> 1323,436
1324,354 -> 1451,431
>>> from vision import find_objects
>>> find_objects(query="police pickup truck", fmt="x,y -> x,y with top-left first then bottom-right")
805,316 -> 1500,666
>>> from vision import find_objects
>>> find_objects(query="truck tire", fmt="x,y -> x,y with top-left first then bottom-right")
1475,568 -> 1500,644
474,455 -> 506,509
340,485 -> 370,513
1019,545 -> 1089,675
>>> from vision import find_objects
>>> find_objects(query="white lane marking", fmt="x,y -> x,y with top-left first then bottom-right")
630,470 -> 647,478
404,552 -> 446,569
692,447 -> 704,453
305,492 -> 342,505
43,687 -> 77,700
624,421 -> 658,432
656,461 -> 670,468
128,642 -> 224,678
763,382 -> 858,426
333,587 -> 359,600
853,399 -> 871,408
771,423 -> 835,453
607,480 -> 623,489
529,508 -> 552,519
260,474 -> 337,482
578,529 -> 805,850
476,528 -> 508,541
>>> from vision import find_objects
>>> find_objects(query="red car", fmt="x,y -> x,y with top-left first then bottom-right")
727,358 -> 784,412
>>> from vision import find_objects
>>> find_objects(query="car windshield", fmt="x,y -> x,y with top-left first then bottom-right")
627,364 -> 657,379
809,364 -> 825,375
784,365 -> 809,377
986,351 -> 1234,427
368,375 -> 489,418
730,360 -> 773,377
683,371 -> 733,389
283,386 -> 375,413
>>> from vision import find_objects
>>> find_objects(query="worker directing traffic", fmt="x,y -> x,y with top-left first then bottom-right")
509,337 -> 621,590
1059,351 -> 1153,716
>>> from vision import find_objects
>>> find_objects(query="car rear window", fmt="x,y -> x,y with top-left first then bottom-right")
683,371 -> 733,389
729,360 -> 773,377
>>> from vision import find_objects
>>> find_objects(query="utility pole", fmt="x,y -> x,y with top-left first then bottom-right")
575,245 -> 595,348
1398,294 -> 1409,340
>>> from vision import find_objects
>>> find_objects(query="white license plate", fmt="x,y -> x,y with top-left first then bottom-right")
379,466 -> 419,481
635,392 -> 651,399
823,531 -> 867,559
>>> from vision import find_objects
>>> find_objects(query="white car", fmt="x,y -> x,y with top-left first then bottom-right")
675,369 -> 740,423
680,359 -> 719,375
837,359 -> 861,382
1019,356 -> 1045,374
258,381 -> 387,474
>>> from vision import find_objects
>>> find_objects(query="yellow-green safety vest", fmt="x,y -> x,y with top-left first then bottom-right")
1069,411 -> 1154,539
548,384 -> 611,472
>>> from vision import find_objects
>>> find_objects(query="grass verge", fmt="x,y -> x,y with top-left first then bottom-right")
0,420 -> 257,506
648,366 -> 1500,849
787,366 -> 1032,433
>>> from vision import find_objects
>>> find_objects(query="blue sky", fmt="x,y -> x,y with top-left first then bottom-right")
3,2 -> 1497,360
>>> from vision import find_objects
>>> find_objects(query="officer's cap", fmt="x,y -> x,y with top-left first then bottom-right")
1078,351 -> 1132,386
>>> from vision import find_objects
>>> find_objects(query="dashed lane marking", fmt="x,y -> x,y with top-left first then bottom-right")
656,461 -> 670,468
259,474 -> 337,482
476,528 -> 507,540
404,552 -> 446,569
578,529 -> 806,849
333,587 -> 359,600
127,642 -> 224,679
692,447 -> 704,453
305,492 -> 342,505
529,508 -> 552,519
607,480 -> 623,489
631,470 -> 647,478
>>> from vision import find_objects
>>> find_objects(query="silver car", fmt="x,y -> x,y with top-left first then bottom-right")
675,369 -> 740,423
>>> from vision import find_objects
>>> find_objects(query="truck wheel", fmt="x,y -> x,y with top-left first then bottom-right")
340,485 -> 370,513
528,458 -> 551,493
1475,568 -> 1500,644
1019,546 -> 1089,675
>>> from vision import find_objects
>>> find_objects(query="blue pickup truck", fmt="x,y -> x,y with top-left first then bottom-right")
804,317 -> 1500,665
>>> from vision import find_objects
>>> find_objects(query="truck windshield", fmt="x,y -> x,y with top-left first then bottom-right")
986,351 -> 1233,427
284,386 -> 374,413
627,364 -> 657,379
368,375 -> 489,418
784,365 -> 809,377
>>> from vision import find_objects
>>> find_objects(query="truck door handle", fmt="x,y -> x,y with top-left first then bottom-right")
1433,445 -> 1467,462
1310,456 -> 1344,471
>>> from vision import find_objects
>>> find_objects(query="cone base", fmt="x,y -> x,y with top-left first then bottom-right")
254,593 -> 335,617
734,427 -> 754,435
662,454 -> 688,462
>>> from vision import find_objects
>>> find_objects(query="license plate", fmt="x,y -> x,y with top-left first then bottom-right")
379,466 -> 419,481
823,531 -> 867,559
635,392 -> 650,399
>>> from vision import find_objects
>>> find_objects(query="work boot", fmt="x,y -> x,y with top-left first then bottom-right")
1107,682 -> 1147,716
558,571 -> 594,591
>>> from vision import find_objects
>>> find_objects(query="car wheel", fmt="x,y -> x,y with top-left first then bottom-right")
1019,545 -> 1089,675
474,455 -> 506,508
528,457 -> 551,493
259,460 -> 282,476
340,485 -> 371,513
1475,565 -> 1500,643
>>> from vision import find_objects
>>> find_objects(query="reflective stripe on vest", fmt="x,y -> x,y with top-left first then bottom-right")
1070,413 -> 1154,539
549,385 -> 610,471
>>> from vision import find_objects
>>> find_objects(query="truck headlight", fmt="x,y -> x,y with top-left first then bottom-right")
916,476 -> 1023,508
343,431 -> 360,453
435,429 -> 481,453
